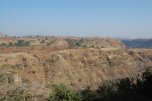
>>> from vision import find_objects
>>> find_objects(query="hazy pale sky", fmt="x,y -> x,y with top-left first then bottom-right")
0,0 -> 152,38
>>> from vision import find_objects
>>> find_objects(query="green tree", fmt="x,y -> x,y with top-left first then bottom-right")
140,68 -> 152,99
76,42 -> 81,47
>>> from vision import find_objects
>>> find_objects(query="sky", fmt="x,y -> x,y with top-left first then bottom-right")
0,0 -> 152,38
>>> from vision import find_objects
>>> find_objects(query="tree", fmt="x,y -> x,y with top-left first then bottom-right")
140,69 -> 152,99
76,42 -> 81,47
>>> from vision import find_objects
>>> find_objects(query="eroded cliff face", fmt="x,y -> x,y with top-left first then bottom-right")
0,48 -> 152,98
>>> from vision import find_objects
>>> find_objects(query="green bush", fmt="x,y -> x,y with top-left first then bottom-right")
0,43 -> 7,46
49,84 -> 83,101
76,42 -> 81,47
15,40 -> 30,46
65,39 -> 82,48
8,42 -> 14,47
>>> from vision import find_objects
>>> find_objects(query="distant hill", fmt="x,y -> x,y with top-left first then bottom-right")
65,38 -> 125,49
122,39 -> 152,48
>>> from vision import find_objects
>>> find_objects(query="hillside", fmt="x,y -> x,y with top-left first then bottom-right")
0,37 -> 152,100
0,47 -> 152,100
65,38 -> 125,48
0,36 -> 125,49
122,39 -> 152,48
